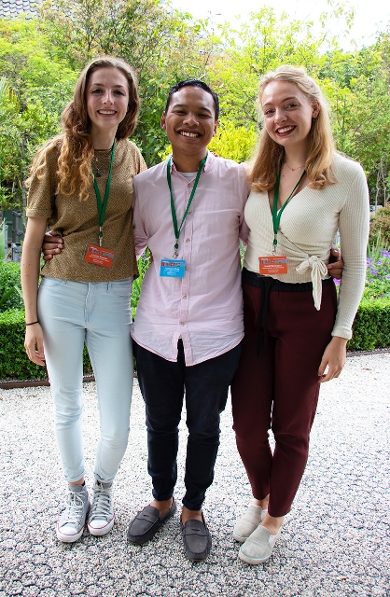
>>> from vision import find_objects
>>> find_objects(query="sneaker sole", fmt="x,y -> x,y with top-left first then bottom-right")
238,547 -> 272,564
56,525 -> 85,543
88,516 -> 115,537
233,531 -> 249,543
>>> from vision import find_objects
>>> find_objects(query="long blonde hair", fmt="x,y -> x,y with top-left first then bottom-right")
27,57 -> 140,202
249,65 -> 336,192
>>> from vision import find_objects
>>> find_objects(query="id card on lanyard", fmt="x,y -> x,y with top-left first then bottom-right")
84,140 -> 116,268
160,259 -> 186,278
160,153 -> 207,277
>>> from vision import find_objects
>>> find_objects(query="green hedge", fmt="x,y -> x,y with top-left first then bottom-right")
0,298 -> 389,380
0,260 -> 24,311
0,309 -> 48,380
347,297 -> 390,351
0,308 -> 91,380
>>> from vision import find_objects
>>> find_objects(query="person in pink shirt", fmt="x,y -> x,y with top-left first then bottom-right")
126,80 -> 249,561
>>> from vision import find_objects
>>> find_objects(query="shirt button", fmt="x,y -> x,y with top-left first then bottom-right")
182,295 -> 187,299
186,238 -> 190,242
180,321 -> 185,325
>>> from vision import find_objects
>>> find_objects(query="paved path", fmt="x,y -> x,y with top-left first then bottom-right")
1,353 -> 389,597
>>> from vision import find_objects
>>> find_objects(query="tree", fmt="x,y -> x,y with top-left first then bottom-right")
0,77 -> 22,208
207,5 -> 354,128
0,18 -> 78,210
2,2 -> 390,209
208,120 -> 258,163
319,43 -> 390,205
39,0 -> 218,165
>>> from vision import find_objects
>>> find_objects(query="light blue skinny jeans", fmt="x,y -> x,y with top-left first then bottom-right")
37,276 -> 134,483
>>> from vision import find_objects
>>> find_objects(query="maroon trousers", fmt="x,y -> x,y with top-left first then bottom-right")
231,273 -> 337,517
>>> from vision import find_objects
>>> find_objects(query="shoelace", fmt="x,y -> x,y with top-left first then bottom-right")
89,486 -> 111,521
62,491 -> 86,526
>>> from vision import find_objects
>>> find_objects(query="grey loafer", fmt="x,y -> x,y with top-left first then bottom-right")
181,514 -> 212,562
127,499 -> 176,545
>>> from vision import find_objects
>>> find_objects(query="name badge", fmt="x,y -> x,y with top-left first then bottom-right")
259,256 -> 288,275
84,244 -> 115,268
160,259 -> 186,278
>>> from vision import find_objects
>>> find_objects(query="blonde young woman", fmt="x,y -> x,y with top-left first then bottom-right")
231,66 -> 369,564
21,57 -> 146,543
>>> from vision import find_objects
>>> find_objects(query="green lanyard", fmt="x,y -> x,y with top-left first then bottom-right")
166,153 -> 207,258
272,165 -> 306,252
92,139 -> 116,246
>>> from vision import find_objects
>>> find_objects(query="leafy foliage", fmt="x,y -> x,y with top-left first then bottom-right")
0,308 -> 47,379
369,204 -> 390,248
0,260 -> 23,311
39,0 -> 215,166
364,250 -> 390,299
0,19 -> 77,210
348,297 -> 390,351
1,2 -> 390,209
131,249 -> 151,319
208,121 -> 258,163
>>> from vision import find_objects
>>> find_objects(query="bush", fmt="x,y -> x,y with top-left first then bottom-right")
364,250 -> 390,299
0,308 -> 92,380
0,296 -> 388,380
348,297 -> 390,351
131,250 -> 151,319
0,249 -> 389,380
0,260 -> 23,311
369,203 -> 390,248
0,308 -> 48,379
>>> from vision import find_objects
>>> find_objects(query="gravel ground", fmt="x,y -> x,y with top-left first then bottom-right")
1,353 -> 389,597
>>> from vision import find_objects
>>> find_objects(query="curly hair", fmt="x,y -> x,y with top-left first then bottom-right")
27,57 -> 140,202
249,65 -> 336,192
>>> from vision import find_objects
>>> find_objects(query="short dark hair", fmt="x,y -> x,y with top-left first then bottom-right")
164,80 -> 219,120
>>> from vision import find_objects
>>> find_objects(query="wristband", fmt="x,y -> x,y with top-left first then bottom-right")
26,321 -> 39,326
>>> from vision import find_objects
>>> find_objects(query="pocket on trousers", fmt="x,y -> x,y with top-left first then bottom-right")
40,276 -> 69,289
110,277 -> 133,298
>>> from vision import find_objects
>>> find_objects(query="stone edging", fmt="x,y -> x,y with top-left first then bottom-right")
0,373 -> 142,390
0,350 -> 388,390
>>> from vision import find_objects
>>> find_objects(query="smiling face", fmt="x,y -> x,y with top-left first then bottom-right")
261,80 -> 320,155
86,67 -> 129,144
161,86 -> 218,170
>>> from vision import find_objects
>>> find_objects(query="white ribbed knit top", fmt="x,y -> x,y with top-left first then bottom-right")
244,152 -> 370,339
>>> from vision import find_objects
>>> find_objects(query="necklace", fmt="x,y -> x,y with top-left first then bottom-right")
284,161 -> 305,172
92,147 -> 113,177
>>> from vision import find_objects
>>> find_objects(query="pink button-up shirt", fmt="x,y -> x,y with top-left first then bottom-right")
132,152 -> 249,365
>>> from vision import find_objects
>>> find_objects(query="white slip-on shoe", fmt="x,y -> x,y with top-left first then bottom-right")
233,504 -> 268,542
238,525 -> 281,564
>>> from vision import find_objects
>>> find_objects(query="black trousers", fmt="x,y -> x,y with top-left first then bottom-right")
134,340 -> 242,510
